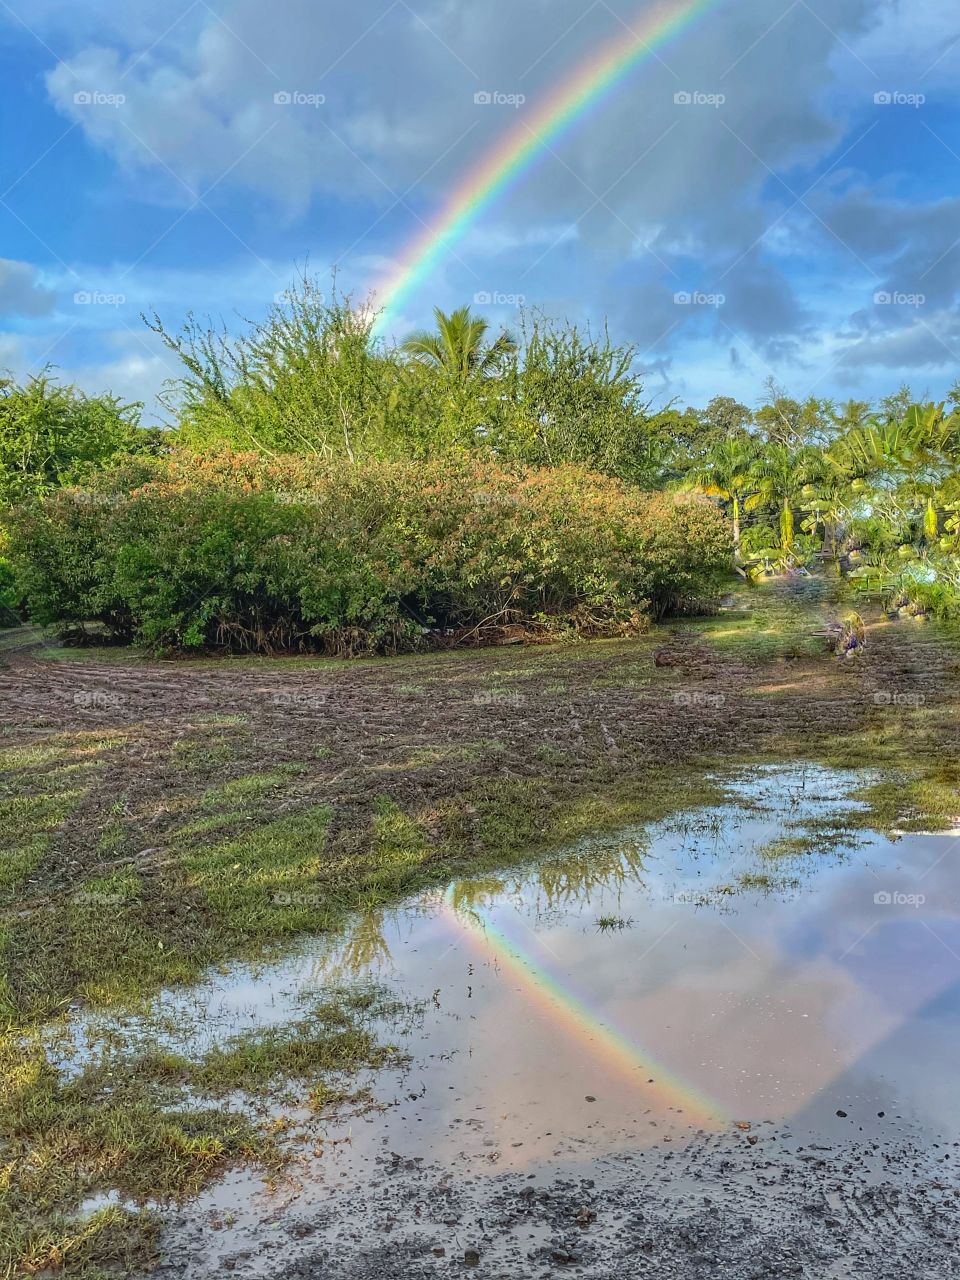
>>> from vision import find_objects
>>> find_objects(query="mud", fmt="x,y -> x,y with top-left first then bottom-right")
131,765 -> 960,1279
151,1129 -> 960,1279
5,583 -> 960,1277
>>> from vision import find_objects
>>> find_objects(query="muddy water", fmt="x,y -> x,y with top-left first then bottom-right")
140,765 -> 960,1275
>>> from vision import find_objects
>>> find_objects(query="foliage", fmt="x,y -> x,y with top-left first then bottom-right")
4,279 -> 960,627
8,453 -> 730,653
0,369 -> 147,507
490,315 -> 661,484
150,283 -> 662,479
149,279 -> 426,461
401,304 -> 516,381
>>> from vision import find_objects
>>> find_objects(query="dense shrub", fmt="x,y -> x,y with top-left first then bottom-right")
0,533 -> 18,625
8,452 -> 729,655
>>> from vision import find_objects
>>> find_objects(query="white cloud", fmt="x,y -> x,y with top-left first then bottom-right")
2,0 -> 957,407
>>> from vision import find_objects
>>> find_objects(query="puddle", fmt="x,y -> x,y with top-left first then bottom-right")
62,764 -> 960,1273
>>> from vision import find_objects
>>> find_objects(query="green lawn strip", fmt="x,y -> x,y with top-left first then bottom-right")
0,770 -> 90,905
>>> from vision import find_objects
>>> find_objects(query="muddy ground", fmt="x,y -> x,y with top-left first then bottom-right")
3,580 -> 959,906
154,1128 -> 960,1279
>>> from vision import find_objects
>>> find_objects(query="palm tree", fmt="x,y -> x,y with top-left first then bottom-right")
686,436 -> 763,558
401,306 -> 516,383
752,442 -> 821,551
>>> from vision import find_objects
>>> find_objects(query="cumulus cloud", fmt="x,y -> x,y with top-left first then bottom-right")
0,0 -> 955,403
836,309 -> 960,370
39,0 -> 877,229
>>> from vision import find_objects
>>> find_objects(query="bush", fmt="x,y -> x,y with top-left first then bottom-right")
8,452 -> 729,655
0,370 -> 148,507
0,565 -> 18,625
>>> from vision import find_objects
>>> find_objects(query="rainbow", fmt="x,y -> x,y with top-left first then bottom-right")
371,0 -> 715,329
440,896 -> 724,1127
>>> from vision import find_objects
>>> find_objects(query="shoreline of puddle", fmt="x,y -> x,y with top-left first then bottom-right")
61,764 -> 960,1210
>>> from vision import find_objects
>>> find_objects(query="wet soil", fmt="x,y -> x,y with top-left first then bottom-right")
4,581 -> 960,1277
152,1131 -> 960,1279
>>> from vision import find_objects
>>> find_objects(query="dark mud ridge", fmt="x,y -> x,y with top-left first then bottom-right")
150,1126 -> 960,1279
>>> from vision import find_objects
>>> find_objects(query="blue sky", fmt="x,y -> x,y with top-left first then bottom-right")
0,0 -> 958,422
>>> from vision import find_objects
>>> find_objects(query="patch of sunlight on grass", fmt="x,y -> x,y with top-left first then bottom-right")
0,836 -> 47,892
183,805 -> 335,933
0,788 -> 84,834
367,798 -> 432,895
199,768 -> 304,811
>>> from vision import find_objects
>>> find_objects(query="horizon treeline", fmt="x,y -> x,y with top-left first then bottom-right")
2,276 -> 960,644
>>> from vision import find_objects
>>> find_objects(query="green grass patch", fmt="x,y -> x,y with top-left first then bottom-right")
183,805 -> 335,933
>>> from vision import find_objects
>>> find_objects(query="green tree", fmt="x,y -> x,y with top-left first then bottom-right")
699,395 -> 754,440
752,441 -> 822,550
686,436 -> 763,557
401,306 -> 516,383
491,316 -> 660,484
0,370 -> 144,506
755,379 -> 832,447
149,277 -> 425,462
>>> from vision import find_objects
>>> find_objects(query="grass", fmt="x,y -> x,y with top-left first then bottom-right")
736,871 -> 801,893
596,915 -> 633,931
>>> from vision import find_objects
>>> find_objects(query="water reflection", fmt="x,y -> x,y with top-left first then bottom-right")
83,764 -> 960,1190
305,835 -> 654,987
447,836 -> 651,922
309,765 -> 959,1155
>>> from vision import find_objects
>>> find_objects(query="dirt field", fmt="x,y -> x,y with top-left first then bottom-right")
153,1130 -> 960,1280
4,580 -> 959,893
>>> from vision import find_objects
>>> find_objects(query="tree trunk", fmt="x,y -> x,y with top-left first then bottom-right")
781,497 -> 794,550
